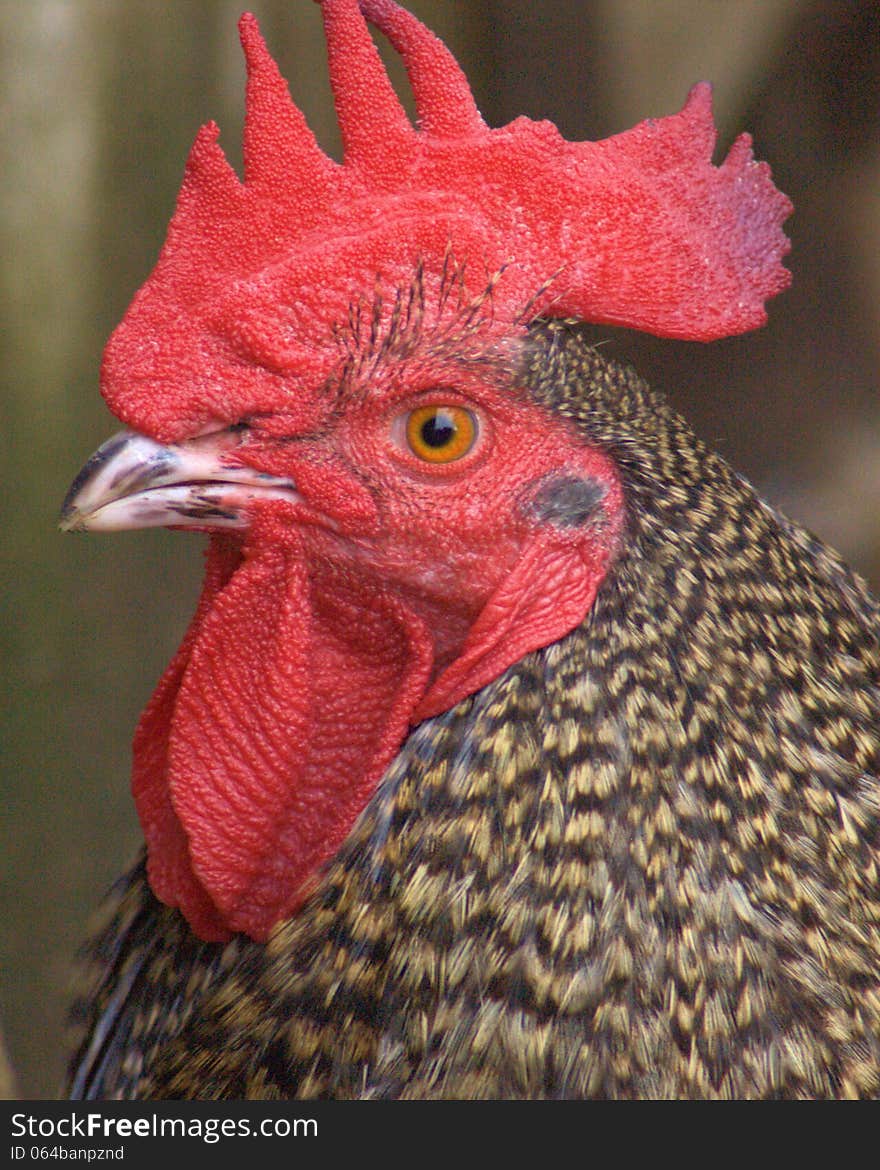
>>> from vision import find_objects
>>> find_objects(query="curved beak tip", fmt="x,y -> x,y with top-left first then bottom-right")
59,428 -> 300,534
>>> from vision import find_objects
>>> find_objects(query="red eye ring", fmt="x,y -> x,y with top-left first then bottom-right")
404,405 -> 478,463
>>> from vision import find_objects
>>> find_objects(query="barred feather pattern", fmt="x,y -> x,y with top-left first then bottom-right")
67,321 -> 880,1099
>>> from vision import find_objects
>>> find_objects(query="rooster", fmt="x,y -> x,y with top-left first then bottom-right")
60,0 -> 880,1099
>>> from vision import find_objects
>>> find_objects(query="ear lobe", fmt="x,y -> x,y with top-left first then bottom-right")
413,512 -> 619,723
520,472 -> 609,529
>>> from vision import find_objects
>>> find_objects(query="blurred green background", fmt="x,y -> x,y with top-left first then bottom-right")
2,0 -> 878,1099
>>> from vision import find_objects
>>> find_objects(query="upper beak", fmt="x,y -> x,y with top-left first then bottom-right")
59,429 -> 300,533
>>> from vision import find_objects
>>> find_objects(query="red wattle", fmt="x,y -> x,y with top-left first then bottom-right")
134,530 -> 434,942
132,536 -> 243,941
415,526 -> 616,722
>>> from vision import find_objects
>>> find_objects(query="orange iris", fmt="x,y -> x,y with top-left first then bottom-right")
404,405 -> 478,464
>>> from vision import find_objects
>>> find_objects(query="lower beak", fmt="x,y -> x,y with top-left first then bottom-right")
59,429 -> 299,533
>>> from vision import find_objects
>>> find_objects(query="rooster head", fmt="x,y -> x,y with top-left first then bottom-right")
61,0 -> 791,941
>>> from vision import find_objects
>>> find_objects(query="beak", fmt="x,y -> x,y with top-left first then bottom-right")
59,429 -> 300,533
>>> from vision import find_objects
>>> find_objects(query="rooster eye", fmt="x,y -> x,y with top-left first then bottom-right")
404,406 -> 478,463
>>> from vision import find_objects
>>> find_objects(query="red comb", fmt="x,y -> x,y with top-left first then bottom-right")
101,0 -> 792,439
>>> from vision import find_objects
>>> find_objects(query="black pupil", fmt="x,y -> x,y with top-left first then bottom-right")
420,411 -> 457,448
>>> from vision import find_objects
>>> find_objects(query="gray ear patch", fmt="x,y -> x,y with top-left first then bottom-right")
522,474 -> 608,528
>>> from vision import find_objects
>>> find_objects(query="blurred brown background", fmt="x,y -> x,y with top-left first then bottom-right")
1,0 -> 878,1099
